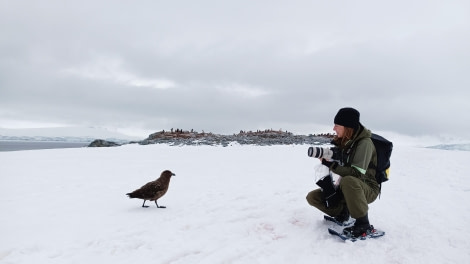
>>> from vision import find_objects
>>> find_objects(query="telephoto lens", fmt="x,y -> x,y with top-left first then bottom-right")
307,147 -> 334,159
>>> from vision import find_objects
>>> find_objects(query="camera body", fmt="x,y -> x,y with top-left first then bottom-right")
316,174 -> 343,208
307,146 -> 340,160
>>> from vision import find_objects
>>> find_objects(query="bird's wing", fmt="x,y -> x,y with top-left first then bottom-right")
149,180 -> 166,192
130,180 -> 155,192
140,181 -> 155,189
128,180 -> 162,198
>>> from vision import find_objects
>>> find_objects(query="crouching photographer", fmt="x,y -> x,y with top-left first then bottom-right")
306,107 -> 380,239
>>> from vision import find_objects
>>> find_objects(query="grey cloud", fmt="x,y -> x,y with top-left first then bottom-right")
1,0 -> 469,138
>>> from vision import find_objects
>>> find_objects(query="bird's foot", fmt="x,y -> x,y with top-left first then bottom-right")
157,205 -> 166,208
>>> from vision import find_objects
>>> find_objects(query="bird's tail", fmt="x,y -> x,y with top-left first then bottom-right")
126,193 -> 136,198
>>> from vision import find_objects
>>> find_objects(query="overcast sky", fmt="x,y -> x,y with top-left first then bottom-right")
1,0 -> 469,139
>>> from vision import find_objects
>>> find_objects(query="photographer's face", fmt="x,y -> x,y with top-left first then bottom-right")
333,124 -> 345,138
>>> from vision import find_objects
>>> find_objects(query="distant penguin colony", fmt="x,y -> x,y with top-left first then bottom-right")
126,170 -> 175,208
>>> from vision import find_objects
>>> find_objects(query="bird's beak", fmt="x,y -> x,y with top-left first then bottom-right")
172,173 -> 176,176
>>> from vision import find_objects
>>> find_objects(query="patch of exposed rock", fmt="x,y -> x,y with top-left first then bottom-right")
88,139 -> 121,147
137,129 -> 333,147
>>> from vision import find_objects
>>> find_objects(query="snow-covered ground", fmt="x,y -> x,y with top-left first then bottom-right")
1,140 -> 469,263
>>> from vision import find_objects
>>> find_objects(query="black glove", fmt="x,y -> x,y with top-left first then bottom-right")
322,159 -> 338,169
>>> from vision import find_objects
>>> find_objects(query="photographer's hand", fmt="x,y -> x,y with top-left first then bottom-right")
321,158 -> 338,169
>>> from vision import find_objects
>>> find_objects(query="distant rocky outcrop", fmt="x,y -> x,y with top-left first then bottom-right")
137,129 -> 334,147
88,139 -> 121,147
88,129 -> 334,148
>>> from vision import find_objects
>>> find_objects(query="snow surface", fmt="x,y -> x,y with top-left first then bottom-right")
1,141 -> 469,263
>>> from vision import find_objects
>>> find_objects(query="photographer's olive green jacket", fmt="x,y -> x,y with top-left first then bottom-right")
330,125 -> 380,193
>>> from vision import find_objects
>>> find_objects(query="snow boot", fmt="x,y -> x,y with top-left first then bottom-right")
343,213 -> 373,238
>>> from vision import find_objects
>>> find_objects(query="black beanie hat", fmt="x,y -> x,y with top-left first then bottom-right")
334,107 -> 360,129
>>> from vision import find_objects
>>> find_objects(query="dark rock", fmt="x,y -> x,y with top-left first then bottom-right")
137,129 -> 332,147
88,139 -> 121,148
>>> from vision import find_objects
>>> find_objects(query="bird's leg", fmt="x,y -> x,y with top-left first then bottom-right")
142,200 -> 149,208
155,201 -> 166,208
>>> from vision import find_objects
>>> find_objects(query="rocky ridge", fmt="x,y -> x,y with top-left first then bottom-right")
89,129 -> 334,147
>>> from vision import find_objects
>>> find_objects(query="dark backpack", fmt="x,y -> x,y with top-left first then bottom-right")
370,133 -> 393,186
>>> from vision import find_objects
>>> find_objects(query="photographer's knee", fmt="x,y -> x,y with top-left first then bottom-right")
339,176 -> 353,187
306,189 -> 322,206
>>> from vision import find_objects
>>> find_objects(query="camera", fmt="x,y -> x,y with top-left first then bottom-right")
307,146 -> 340,160
316,174 -> 343,208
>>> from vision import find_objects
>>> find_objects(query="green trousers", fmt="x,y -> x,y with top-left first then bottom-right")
306,176 -> 379,219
